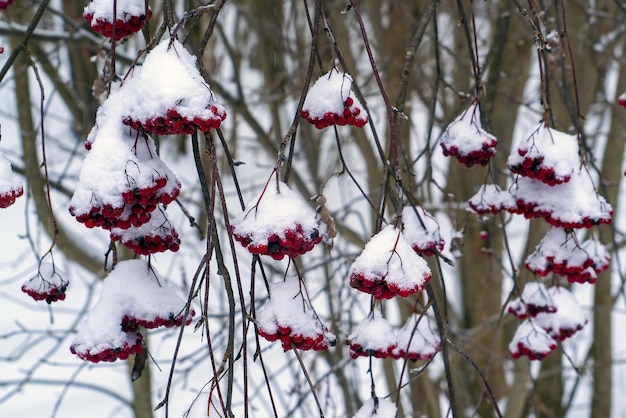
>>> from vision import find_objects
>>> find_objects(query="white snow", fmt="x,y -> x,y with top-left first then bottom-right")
353,398 -> 397,418
509,319 -> 557,360
393,314 -> 440,360
508,123 -> 580,183
525,227 -> 591,274
534,286 -> 588,341
84,0 -> 147,23
468,184 -> 515,214
256,277 -> 333,341
510,169 -> 613,227
507,281 -> 556,318
122,38 -> 225,123
581,238 -> 611,272
440,101 -> 497,154
302,69 -> 361,118
349,225 -> 431,292
0,151 -> 23,195
347,316 -> 396,353
232,180 -> 321,245
70,81 -> 180,219
401,205 -> 444,255
71,260 -> 192,356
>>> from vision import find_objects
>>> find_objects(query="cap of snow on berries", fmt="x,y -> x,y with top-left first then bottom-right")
231,181 -> 323,260
508,123 -> 579,186
525,227 -> 609,284
110,207 -> 180,255
401,206 -> 445,257
509,319 -> 557,361
301,69 -> 368,129
468,184 -> 516,216
440,101 -> 497,167
507,170 -> 613,229
0,151 -> 24,209
256,278 -> 336,351
507,282 -> 556,319
353,398 -> 397,418
121,38 -> 226,135
70,119 -> 180,231
533,286 -> 588,342
349,225 -> 432,299
70,260 -> 194,363
392,314 -> 441,361
84,0 -> 152,41
21,262 -> 68,304
347,316 -> 397,359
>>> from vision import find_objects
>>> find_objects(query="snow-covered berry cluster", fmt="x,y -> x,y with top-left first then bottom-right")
256,278 -> 335,351
440,101 -> 497,167
349,225 -> 432,299
83,0 -> 152,41
347,314 -> 440,361
401,206 -> 445,257
0,152 -> 24,209
70,260 -> 194,363
393,314 -> 441,361
508,283 -> 587,360
506,173 -> 613,229
507,282 -> 556,319
468,184 -> 515,215
21,262 -> 68,304
232,180 -> 323,260
347,316 -> 397,359
508,320 -> 557,361
110,208 -> 180,255
533,287 -> 588,342
120,39 -> 227,135
0,0 -> 14,10
525,227 -> 610,284
301,70 -> 368,129
508,123 -> 578,186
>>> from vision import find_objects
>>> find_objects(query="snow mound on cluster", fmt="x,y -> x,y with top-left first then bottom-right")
508,171 -> 613,229
349,225 -> 432,299
468,184 -> 515,215
232,181 -> 322,259
122,38 -> 226,132
256,278 -> 335,351
84,0 -> 151,40
507,281 -> 556,319
84,0 -> 146,21
401,206 -> 445,257
70,260 -> 193,363
440,102 -> 497,167
525,227 -> 609,284
534,287 -> 587,341
508,123 -> 579,185
393,314 -> 440,361
353,398 -> 397,418
347,316 -> 397,359
509,319 -> 557,361
301,69 -> 367,129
